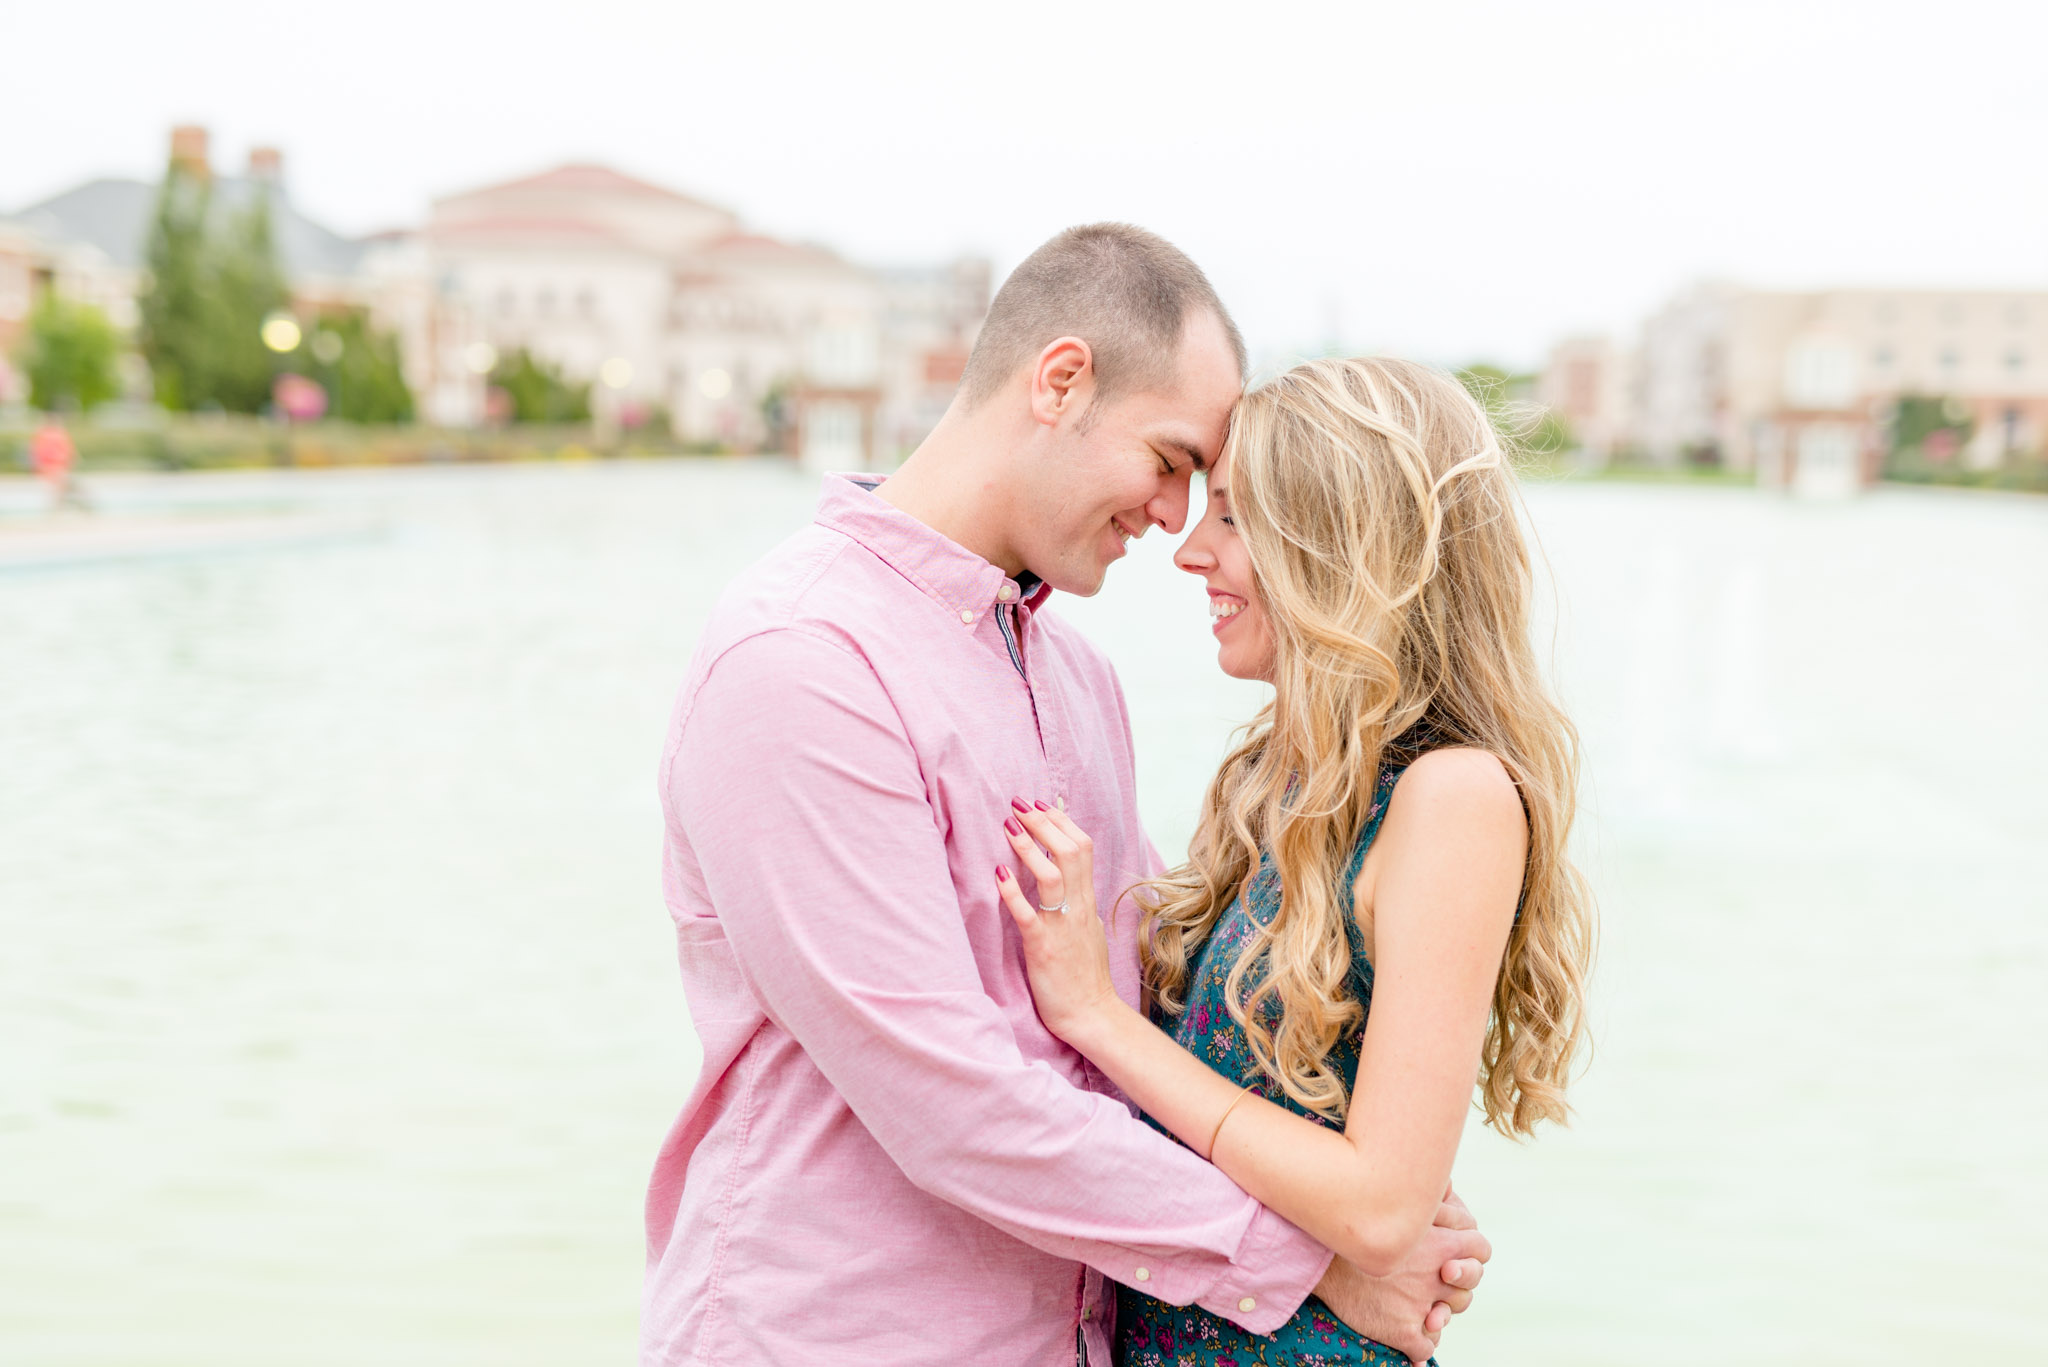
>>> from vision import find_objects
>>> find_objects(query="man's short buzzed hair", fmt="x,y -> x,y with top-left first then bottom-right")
957,223 -> 1247,411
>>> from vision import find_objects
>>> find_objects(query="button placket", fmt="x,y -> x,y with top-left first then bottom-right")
1009,605 -> 1052,764
1023,611 -> 1072,812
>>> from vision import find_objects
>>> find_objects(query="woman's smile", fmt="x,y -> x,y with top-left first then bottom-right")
1208,590 -> 1249,633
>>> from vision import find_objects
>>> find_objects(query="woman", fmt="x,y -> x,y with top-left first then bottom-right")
994,357 -> 1594,1366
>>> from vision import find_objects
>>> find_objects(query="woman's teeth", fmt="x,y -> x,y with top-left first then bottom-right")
1209,598 -> 1245,620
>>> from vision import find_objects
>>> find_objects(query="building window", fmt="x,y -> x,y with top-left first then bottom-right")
578,287 -> 596,320
1872,344 -> 1894,369
2008,349 -> 2026,374
808,324 -> 879,386
537,288 -> 556,318
496,287 -> 516,317
1939,347 -> 1961,373
1784,342 -> 1856,409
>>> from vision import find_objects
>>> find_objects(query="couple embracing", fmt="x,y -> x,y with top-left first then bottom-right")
645,224 -> 1593,1366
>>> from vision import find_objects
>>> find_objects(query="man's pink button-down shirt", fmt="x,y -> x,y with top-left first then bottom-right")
644,475 -> 1329,1366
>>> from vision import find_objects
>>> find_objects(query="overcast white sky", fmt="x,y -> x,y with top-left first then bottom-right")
6,0 -> 2043,369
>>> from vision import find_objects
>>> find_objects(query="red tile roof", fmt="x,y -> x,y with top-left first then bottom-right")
430,215 -> 630,245
437,163 -> 731,216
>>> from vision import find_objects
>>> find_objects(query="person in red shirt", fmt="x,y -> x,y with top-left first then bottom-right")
29,418 -> 84,511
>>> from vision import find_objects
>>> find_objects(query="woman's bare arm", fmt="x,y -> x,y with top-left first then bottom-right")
998,748 -> 1525,1277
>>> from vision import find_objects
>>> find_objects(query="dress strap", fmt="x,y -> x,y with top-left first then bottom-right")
1339,764 -> 1407,986
1342,764 -> 1407,887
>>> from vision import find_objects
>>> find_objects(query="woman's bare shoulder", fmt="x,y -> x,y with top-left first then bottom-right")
1390,746 -> 1524,830
1358,747 -> 1527,908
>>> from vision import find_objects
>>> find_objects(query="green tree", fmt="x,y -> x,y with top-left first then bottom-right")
1888,393 -> 1973,456
491,347 -> 591,423
137,164 -> 295,415
1456,362 -> 1516,403
19,291 -> 121,411
1455,363 -> 1569,456
1528,408 -> 1573,457
205,190 -> 292,414
302,311 -> 415,423
760,377 -> 794,452
137,160 -> 213,409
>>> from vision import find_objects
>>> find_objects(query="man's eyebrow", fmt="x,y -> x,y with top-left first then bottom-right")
1158,436 -> 1208,470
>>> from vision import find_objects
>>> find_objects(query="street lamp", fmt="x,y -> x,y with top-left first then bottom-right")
261,311 -> 302,353
261,311 -> 307,464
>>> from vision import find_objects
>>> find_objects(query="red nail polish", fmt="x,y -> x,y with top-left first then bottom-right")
995,865 -> 1011,883
1010,796 -> 1031,813
1033,800 -> 1052,811
1003,816 -> 1023,836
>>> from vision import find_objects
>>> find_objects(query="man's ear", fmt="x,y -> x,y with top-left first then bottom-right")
1030,336 -> 1094,429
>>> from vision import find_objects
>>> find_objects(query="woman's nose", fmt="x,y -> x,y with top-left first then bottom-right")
1174,538 -> 1214,574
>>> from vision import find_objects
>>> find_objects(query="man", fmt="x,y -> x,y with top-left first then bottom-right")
646,224 -> 1489,1366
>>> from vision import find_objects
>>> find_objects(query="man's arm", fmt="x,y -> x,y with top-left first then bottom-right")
666,626 -> 1325,1332
1313,1188 -> 1490,1367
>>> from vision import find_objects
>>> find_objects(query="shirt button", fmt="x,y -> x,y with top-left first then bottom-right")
957,608 -> 974,625
1238,1296 -> 1257,1312
996,582 -> 1018,602
1133,1267 -> 1150,1282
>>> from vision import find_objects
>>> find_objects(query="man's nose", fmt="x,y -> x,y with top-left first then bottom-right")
1148,476 -> 1191,536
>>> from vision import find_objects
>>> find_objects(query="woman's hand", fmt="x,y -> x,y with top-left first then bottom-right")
994,799 -> 1124,1048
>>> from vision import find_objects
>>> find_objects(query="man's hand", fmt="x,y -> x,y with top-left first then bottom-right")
1309,1184 -> 1490,1367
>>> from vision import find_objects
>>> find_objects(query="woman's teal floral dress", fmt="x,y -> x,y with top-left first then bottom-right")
1117,763 -> 1425,1367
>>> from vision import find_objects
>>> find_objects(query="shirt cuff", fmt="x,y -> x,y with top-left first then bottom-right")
1193,1203 -> 1334,1335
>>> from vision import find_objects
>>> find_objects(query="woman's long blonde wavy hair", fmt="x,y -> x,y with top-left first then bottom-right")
1137,356 -> 1593,1137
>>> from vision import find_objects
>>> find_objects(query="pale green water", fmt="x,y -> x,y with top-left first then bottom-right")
2,462 -> 2043,1364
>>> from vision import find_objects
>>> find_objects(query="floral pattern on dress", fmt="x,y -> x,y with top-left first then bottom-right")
1117,766 -> 1432,1367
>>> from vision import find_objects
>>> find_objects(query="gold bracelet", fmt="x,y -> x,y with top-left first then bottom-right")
1205,1084 -> 1255,1161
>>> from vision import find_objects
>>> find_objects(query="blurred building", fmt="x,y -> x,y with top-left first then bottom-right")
396,164 -> 986,466
2,127 -> 367,328
2,129 -> 989,467
1550,283 -> 2048,495
0,127 -> 383,410
0,203 -> 149,405
874,260 -> 988,458
1537,335 -> 1630,461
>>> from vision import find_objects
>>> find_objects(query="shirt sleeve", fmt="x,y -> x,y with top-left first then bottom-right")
667,626 -> 1331,1332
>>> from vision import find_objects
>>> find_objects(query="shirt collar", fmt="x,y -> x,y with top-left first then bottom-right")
815,473 -> 1044,626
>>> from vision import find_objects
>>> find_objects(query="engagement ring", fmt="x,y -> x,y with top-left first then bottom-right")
1038,900 -> 1068,915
